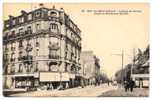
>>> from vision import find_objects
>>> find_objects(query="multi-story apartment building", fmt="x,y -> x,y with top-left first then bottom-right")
80,51 -> 101,85
3,5 -> 81,90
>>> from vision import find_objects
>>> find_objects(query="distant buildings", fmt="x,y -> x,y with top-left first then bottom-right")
3,5 -> 82,90
115,45 -> 149,88
80,51 -> 101,85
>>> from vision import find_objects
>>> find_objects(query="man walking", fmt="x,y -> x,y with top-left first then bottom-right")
124,80 -> 129,92
129,78 -> 135,92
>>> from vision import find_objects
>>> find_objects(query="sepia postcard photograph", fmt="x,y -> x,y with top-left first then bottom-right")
1,1 -> 150,97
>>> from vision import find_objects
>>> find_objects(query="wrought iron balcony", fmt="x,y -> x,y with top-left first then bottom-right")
23,55 -> 33,64
48,43 -> 60,50
25,30 -> 32,34
25,44 -> 33,52
48,54 -> 60,59
3,30 -> 33,41
16,32 -> 24,37
48,17 -> 59,22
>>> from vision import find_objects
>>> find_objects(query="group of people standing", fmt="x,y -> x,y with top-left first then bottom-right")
124,78 -> 135,92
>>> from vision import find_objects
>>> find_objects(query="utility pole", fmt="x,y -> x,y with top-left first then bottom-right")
121,50 -> 124,84
131,48 -> 135,78
111,49 -> 124,86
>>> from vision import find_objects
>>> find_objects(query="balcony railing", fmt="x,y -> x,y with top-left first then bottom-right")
25,30 -> 32,34
48,17 -> 59,22
3,30 -> 33,41
25,44 -> 33,52
48,54 -> 60,59
48,43 -> 60,50
18,56 -> 24,61
22,55 -> 33,64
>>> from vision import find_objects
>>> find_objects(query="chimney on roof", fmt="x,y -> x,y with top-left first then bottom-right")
39,3 -> 44,8
52,5 -> 55,9
21,10 -> 27,15
60,7 -> 64,12
9,15 -> 14,19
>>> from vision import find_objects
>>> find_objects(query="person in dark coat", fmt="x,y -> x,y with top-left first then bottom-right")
124,80 -> 129,92
129,78 -> 135,92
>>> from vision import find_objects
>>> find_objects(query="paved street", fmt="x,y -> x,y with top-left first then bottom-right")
9,84 -> 117,97
99,88 -> 149,97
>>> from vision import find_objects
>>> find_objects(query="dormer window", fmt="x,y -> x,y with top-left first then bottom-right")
19,28 -> 24,34
48,11 -> 57,17
28,14 -> 32,20
19,17 -> 24,23
35,11 -> 41,17
12,19 -> 16,25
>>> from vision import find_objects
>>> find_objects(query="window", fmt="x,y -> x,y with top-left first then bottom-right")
49,49 -> 59,59
48,11 -> 57,17
36,24 -> 41,30
12,19 -> 16,25
36,42 -> 40,47
27,26 -> 31,30
19,28 -> 24,33
49,23 -> 58,31
5,21 -> 10,28
3,32 -> 8,39
27,26 -> 32,34
49,37 -> 59,45
52,24 -> 57,29
28,14 -> 32,20
5,23 -> 9,28
10,52 -> 15,62
35,62 -> 39,72
19,17 -> 24,23
19,40 -> 23,48
18,64 -> 23,72
18,51 -> 23,58
11,30 -> 15,37
35,11 -> 41,17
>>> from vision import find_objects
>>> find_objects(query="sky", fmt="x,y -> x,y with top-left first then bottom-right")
3,3 -> 149,78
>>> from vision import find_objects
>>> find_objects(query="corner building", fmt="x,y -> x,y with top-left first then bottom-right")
3,6 -> 81,90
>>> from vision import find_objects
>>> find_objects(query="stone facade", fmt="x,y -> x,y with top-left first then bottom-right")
3,6 -> 81,90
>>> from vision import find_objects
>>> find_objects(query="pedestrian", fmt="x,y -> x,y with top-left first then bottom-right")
129,78 -> 135,92
81,78 -> 84,88
107,81 -> 109,86
124,80 -> 129,92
